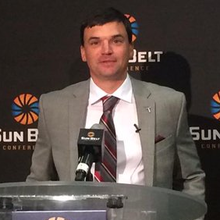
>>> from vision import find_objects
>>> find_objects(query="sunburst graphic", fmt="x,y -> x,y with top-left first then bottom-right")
211,91 -> 220,121
125,14 -> 139,42
12,93 -> 39,125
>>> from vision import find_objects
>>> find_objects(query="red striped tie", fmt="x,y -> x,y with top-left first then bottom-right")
95,96 -> 119,182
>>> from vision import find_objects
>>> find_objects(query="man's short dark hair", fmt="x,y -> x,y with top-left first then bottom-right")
80,7 -> 132,46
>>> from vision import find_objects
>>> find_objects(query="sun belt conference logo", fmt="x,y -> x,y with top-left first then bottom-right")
11,93 -> 39,125
125,13 -> 163,73
211,91 -> 220,121
125,14 -> 139,42
48,217 -> 69,220
88,131 -> 95,138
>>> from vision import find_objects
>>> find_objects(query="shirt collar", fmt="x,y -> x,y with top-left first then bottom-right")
89,74 -> 133,105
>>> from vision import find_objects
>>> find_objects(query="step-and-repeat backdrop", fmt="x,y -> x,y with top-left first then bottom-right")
0,1 -> 219,219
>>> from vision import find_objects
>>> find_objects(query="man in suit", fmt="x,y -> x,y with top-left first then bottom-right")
27,7 -> 205,204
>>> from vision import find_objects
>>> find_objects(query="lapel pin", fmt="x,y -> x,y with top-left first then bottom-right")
145,106 -> 151,113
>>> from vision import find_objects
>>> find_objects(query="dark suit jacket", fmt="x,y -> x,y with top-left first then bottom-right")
27,77 -> 205,202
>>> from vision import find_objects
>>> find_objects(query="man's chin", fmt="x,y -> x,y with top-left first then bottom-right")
101,72 -> 126,81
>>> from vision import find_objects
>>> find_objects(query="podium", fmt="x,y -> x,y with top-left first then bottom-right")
0,182 -> 206,220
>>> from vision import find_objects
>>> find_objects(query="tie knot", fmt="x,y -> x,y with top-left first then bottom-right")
102,96 -> 119,112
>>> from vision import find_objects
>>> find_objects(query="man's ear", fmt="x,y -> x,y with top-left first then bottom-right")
80,46 -> 87,62
129,43 -> 134,59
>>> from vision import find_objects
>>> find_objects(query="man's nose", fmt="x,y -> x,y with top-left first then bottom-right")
101,41 -> 113,54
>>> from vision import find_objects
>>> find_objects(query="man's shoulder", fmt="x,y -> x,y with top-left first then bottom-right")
131,77 -> 184,97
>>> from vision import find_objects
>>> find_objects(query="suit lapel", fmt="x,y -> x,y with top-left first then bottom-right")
68,80 -> 90,180
132,78 -> 155,186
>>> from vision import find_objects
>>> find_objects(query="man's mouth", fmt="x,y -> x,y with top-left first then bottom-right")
100,60 -> 115,63
101,60 -> 115,63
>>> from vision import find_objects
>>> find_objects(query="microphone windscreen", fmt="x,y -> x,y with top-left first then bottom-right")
77,125 -> 104,162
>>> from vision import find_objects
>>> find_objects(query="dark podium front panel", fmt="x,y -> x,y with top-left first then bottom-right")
0,182 -> 206,220
12,210 -> 106,220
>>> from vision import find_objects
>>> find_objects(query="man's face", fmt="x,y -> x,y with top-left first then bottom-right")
80,22 -> 133,82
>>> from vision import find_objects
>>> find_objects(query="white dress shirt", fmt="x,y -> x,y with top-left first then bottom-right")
85,75 -> 145,185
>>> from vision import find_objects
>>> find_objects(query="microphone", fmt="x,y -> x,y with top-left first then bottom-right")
134,124 -> 141,133
75,124 -> 104,181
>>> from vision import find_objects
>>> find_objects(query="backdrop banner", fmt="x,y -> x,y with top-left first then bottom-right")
0,1 -> 219,219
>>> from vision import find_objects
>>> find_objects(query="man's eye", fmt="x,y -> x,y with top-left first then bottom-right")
113,39 -> 123,44
90,41 -> 99,45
